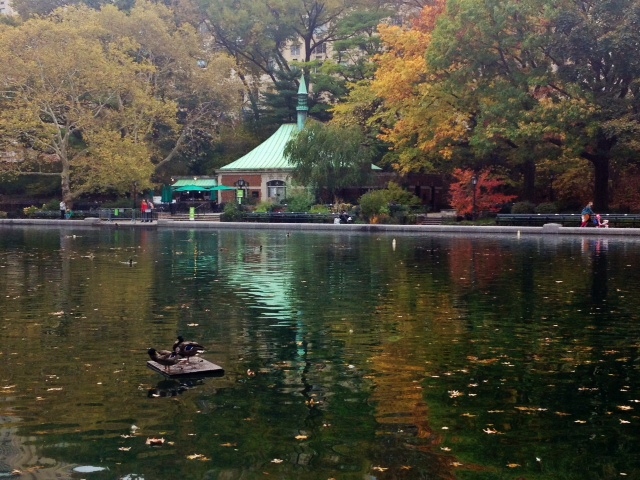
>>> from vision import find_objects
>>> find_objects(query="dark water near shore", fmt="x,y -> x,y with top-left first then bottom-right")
1,227 -> 640,479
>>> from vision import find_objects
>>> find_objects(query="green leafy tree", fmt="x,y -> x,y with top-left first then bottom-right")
284,120 -> 375,202
0,2 -> 241,203
426,0 -> 640,210
198,0 -> 398,123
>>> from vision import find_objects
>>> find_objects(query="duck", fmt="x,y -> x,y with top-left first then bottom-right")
172,336 -> 205,363
148,348 -> 183,372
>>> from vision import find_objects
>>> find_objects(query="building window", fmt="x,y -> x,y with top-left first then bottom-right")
290,44 -> 301,57
267,180 -> 286,200
313,43 -> 327,55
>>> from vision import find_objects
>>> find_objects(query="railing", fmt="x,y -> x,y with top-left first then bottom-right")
496,213 -> 640,228
99,208 -> 158,222
242,212 -> 337,223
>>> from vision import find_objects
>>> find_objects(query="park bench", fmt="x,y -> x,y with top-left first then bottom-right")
495,213 -> 640,227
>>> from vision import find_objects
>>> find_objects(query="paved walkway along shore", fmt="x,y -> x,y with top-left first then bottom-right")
2,217 -> 640,236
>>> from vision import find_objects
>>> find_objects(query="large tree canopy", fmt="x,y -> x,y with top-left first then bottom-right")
340,0 -> 640,210
0,1 -> 241,203
426,0 -> 640,210
284,120 -> 376,202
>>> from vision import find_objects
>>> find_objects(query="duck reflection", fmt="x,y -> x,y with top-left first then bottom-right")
147,378 -> 205,398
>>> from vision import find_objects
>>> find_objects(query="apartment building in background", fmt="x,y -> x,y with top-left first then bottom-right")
0,0 -> 15,15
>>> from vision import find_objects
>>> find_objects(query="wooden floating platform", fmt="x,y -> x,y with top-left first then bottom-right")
147,357 -> 224,378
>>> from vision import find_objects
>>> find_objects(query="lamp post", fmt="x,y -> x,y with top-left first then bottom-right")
471,175 -> 478,220
132,181 -> 138,210
236,179 -> 247,204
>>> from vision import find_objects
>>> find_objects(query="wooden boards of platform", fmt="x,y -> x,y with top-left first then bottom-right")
147,357 -> 224,378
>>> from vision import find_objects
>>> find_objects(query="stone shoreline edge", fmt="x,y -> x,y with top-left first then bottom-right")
0,218 -> 639,236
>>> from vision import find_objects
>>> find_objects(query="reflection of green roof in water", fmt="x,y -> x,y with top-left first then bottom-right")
226,259 -> 296,320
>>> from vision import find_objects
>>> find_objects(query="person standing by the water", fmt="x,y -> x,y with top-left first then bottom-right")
140,199 -> 148,222
581,201 -> 594,227
59,200 -> 66,219
147,198 -> 154,222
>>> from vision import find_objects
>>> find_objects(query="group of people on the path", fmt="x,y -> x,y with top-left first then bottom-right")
581,201 -> 609,228
140,198 -> 154,222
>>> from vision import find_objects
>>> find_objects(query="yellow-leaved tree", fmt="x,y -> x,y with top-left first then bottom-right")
0,1 -> 241,205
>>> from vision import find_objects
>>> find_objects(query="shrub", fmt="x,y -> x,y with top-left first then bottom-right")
359,189 -> 388,221
287,191 -> 315,212
23,205 -> 39,217
535,202 -> 559,214
41,199 -> 60,211
309,204 -> 330,214
222,202 -> 242,221
511,201 -> 536,214
254,201 -> 276,213
358,183 -> 421,223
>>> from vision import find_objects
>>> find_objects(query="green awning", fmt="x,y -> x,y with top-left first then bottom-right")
208,185 -> 236,191
171,179 -> 218,188
174,185 -> 207,192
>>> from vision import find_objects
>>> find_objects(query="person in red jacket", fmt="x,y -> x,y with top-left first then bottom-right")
140,199 -> 148,222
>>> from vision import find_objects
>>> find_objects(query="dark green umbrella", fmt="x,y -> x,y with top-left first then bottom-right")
161,185 -> 173,203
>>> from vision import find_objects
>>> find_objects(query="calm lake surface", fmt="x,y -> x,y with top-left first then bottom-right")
1,226 -> 640,480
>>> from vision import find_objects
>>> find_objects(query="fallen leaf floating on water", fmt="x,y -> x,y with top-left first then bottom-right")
514,406 -> 547,412
47,388 -> 63,391
483,428 -> 502,434
448,390 -> 463,398
461,413 -> 476,417
452,462 -> 463,467
618,405 -> 633,411
507,463 -> 521,468
620,419 -> 631,424
440,447 -> 451,452
145,437 -> 165,446
11,467 -> 43,476
271,459 -> 284,464
372,466 -> 388,472
400,466 -> 412,470
295,435 -> 308,441
220,442 -> 237,447
186,454 -> 210,461
118,447 -> 131,451
574,420 -> 587,424
50,311 -> 64,316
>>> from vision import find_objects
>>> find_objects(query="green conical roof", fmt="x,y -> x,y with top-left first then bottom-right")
218,124 -> 298,171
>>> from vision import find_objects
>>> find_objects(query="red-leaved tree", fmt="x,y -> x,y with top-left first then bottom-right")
449,169 -> 517,217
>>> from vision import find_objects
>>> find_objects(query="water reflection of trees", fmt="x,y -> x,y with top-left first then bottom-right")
2,230 -> 640,478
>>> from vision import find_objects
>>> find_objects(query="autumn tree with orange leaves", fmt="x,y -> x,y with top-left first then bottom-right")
449,169 -> 516,218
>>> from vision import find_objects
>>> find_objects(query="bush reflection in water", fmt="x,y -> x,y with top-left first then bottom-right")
0,229 -> 638,479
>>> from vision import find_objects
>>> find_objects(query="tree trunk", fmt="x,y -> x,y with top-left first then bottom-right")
592,155 -> 609,212
582,135 -> 613,212
522,158 -> 536,202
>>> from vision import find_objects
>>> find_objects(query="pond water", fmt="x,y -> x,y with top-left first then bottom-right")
1,227 -> 639,479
